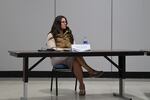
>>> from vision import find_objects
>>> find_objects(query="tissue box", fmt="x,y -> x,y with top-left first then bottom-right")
71,44 -> 91,52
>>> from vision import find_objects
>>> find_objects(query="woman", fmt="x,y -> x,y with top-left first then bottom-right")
47,15 -> 103,96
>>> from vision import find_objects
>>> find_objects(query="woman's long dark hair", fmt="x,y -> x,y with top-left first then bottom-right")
49,15 -> 68,36
48,15 -> 74,44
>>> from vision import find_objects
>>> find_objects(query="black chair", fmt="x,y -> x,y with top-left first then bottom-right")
50,64 -> 78,96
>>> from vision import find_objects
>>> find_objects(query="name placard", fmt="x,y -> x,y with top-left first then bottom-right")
71,44 -> 91,52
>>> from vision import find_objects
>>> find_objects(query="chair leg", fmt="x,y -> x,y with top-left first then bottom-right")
56,75 -> 58,96
50,71 -> 53,91
75,78 -> 77,91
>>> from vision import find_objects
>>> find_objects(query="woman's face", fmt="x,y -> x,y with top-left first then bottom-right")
61,18 -> 67,30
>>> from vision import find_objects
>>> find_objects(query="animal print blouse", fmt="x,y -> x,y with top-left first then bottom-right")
47,30 -> 74,48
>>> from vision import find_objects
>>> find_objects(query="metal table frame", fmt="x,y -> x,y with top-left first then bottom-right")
8,50 -> 145,100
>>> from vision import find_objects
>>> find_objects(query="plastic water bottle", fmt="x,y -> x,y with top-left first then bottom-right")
83,37 -> 88,44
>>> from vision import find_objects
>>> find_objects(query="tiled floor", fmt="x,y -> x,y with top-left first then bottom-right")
0,78 -> 150,100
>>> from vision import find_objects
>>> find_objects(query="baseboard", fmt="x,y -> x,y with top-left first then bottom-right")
0,71 -> 150,78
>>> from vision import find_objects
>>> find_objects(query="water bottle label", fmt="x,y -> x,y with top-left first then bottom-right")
83,40 -> 88,44
83,36 -> 88,44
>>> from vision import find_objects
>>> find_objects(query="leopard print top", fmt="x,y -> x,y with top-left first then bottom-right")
54,30 -> 74,48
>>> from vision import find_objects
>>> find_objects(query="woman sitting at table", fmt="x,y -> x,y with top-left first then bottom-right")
47,15 -> 103,96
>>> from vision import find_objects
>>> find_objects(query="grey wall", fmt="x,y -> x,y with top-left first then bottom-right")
0,0 -> 53,71
112,0 -> 150,71
0,0 -> 150,71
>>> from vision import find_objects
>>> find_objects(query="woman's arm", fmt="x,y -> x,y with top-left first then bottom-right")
47,33 -> 56,49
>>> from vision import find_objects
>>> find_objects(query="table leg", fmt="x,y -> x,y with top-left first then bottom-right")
113,56 -> 132,100
113,79 -> 132,100
21,57 -> 28,100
